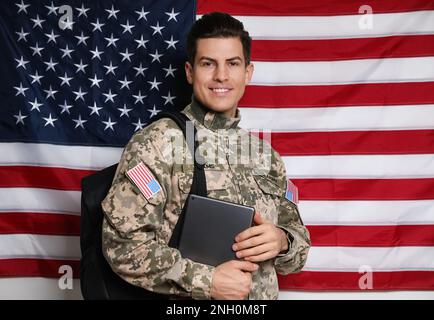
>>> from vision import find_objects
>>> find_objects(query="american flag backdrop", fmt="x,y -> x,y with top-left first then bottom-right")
1,0 -> 434,299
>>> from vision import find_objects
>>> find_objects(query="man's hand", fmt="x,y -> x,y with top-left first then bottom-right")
232,212 -> 288,262
210,260 -> 258,300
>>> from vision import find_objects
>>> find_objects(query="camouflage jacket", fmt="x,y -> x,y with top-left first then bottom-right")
101,98 -> 311,300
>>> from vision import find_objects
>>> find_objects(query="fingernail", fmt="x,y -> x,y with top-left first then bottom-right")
232,244 -> 237,251
236,252 -> 242,258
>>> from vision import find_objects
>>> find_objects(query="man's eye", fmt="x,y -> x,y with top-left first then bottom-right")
201,61 -> 213,67
229,61 -> 240,67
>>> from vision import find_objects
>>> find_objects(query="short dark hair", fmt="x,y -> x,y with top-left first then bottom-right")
187,12 -> 252,66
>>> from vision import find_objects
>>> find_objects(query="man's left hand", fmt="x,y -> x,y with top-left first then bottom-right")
232,212 -> 289,262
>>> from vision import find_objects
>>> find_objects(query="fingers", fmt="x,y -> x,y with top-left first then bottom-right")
235,243 -> 271,259
235,225 -> 265,243
230,260 -> 259,273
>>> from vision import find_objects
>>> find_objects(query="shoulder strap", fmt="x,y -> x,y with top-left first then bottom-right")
150,111 -> 207,249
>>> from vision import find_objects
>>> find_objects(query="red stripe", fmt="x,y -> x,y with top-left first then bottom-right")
0,259 -> 80,278
265,130 -> 434,156
308,225 -> 434,247
294,178 -> 434,200
0,166 -> 94,191
197,0 -> 434,16
252,35 -> 434,62
240,82 -> 434,108
278,271 -> 434,290
0,212 -> 80,236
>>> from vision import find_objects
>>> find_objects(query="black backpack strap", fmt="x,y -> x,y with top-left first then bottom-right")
151,111 -> 207,248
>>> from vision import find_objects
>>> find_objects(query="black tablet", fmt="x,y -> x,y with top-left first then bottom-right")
178,194 -> 255,266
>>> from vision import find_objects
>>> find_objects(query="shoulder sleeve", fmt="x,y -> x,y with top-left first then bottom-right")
101,119 -> 214,299
269,149 -> 311,275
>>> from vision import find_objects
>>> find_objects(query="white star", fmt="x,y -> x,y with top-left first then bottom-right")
44,85 -> 58,100
150,21 -> 165,36
105,33 -> 119,47
91,18 -> 105,32
43,113 -> 58,127
14,82 -> 28,96
118,104 -> 132,117
73,87 -> 87,101
165,8 -> 180,22
147,105 -> 161,118
60,17 -> 74,30
120,48 -> 134,62
15,56 -> 29,69
59,72 -> 73,86
132,118 -> 145,131
31,15 -> 45,29
133,62 -> 148,77
88,102 -> 102,116
105,5 -> 119,19
121,20 -> 135,34
16,0 -> 30,14
103,89 -> 117,103
29,70 -> 44,84
135,7 -> 149,21
135,35 -> 149,49
102,117 -> 117,131
90,46 -> 103,60
75,32 -> 89,46
60,45 -> 74,58
44,57 -> 58,72
45,1 -> 59,16
76,4 -> 90,17
16,27 -> 29,42
164,35 -> 179,50
58,100 -> 73,114
14,110 -> 28,125
118,76 -> 132,90
29,98 -> 43,112
163,64 -> 177,78
149,49 -> 163,63
30,43 -> 44,56
74,59 -> 88,73
162,91 -> 176,105
45,30 -> 60,43
103,61 -> 118,75
73,114 -> 87,129
88,74 -> 103,88
133,90 -> 146,104
148,77 -> 162,91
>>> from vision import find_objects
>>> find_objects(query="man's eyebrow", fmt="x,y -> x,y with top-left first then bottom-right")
198,56 -> 243,62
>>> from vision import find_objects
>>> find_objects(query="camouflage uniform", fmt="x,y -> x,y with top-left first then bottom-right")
102,98 -> 311,300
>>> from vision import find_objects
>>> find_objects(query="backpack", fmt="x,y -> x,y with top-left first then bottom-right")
80,110 -> 207,299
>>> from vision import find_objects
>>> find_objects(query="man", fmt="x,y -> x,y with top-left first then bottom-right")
102,12 -> 310,300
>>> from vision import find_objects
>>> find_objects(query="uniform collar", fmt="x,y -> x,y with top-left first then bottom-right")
186,96 -> 241,131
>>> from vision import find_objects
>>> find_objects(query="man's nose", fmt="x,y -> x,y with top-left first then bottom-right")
213,64 -> 229,82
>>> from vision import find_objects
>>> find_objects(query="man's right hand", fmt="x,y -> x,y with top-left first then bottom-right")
210,260 -> 258,300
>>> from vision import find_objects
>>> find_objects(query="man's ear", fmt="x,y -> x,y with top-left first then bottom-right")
185,61 -> 193,85
245,62 -> 254,84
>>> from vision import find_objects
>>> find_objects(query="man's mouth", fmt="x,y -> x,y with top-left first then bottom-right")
210,87 -> 232,94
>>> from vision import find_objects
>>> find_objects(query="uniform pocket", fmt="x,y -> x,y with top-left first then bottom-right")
253,174 -> 282,197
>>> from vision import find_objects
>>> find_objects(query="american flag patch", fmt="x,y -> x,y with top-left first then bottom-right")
285,179 -> 299,205
126,163 -> 161,200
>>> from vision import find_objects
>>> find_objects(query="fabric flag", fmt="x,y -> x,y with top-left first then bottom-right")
1,0 -> 434,299
0,0 -> 193,296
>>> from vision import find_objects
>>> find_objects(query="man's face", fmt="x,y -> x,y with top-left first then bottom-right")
185,37 -> 254,118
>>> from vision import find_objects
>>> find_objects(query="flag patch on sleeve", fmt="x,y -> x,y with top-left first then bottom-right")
126,163 -> 161,200
285,179 -> 299,205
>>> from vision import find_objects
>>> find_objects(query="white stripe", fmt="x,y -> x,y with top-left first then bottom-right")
299,200 -> 434,225
0,278 -> 83,300
227,11 -> 434,40
304,246 -> 434,272
239,105 -> 434,132
0,188 -> 81,215
251,57 -> 434,85
0,234 -> 80,260
279,291 -> 434,300
0,142 -> 122,169
282,154 -> 434,178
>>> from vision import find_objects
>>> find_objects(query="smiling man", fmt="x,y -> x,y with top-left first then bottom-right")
102,12 -> 310,300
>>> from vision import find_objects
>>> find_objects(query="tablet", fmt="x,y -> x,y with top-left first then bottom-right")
178,194 -> 255,266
